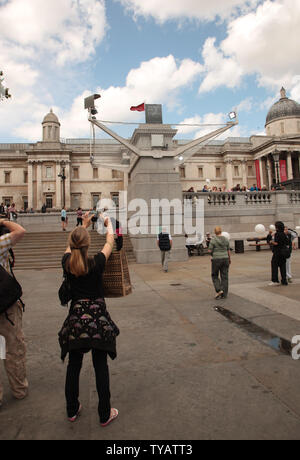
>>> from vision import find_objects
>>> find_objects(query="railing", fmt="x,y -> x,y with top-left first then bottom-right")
290,192 -> 300,203
182,191 -> 300,207
244,192 -> 272,204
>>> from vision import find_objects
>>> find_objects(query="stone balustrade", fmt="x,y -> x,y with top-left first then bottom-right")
183,191 -> 300,207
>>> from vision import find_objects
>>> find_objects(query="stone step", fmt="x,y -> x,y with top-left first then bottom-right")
12,231 -> 136,269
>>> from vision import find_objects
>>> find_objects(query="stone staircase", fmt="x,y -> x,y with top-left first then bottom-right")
12,231 -> 136,270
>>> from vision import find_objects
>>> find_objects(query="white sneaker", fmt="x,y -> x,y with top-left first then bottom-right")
268,282 -> 280,286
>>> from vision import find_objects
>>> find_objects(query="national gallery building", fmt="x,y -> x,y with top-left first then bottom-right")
1,88 -> 300,212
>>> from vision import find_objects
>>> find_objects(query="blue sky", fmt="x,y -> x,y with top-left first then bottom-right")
0,0 -> 299,143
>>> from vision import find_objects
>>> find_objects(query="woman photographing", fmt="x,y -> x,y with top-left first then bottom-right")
58,211 -> 120,426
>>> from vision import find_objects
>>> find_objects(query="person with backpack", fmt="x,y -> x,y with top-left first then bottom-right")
157,227 -> 172,272
268,221 -> 289,286
0,218 -> 27,408
284,226 -> 297,283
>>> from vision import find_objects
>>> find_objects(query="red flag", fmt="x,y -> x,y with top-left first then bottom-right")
130,103 -> 145,112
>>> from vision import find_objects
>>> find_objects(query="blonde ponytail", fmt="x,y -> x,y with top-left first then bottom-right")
66,227 -> 91,277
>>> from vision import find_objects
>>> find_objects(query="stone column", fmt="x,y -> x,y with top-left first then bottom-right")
241,159 -> 247,187
267,157 -> 273,189
36,161 -> 42,211
225,159 -> 233,190
56,162 -> 62,209
287,152 -> 293,180
124,171 -> 129,190
27,161 -> 33,210
65,162 -> 71,209
259,158 -> 264,188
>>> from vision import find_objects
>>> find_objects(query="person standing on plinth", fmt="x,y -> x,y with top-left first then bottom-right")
157,227 -> 172,272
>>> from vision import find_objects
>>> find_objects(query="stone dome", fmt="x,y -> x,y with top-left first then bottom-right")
266,88 -> 300,126
42,108 -> 60,125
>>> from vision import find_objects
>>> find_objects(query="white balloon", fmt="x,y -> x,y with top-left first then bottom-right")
206,178 -> 211,183
222,232 -> 230,240
255,224 -> 265,234
269,225 -> 275,231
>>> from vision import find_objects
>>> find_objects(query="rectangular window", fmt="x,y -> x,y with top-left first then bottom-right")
3,197 -> 12,206
4,171 -> 11,184
234,166 -> 239,177
198,167 -> 203,178
215,167 -> 221,178
297,121 -> 300,133
111,193 -> 119,208
112,169 -> 123,179
92,194 -> 101,208
45,166 -> 52,179
45,195 -> 53,208
248,165 -> 254,176
72,167 -> 79,179
179,166 -> 185,178
24,171 -> 28,183
71,194 -> 81,209
93,168 -> 98,179
23,196 -> 28,211
280,122 -> 285,134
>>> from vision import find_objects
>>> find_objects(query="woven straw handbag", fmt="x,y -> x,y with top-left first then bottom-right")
103,249 -> 132,298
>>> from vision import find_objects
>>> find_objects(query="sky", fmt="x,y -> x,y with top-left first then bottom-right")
0,0 -> 300,143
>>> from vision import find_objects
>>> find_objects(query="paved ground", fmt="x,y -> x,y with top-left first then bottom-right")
1,249 -> 300,440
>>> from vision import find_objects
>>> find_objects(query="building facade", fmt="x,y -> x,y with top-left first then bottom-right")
1,88 -> 300,211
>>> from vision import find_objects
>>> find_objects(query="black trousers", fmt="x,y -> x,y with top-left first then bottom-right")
116,236 -> 123,251
65,349 -> 111,423
76,218 -> 83,226
271,253 -> 287,284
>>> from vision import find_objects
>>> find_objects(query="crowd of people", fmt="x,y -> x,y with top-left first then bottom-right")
187,183 -> 286,194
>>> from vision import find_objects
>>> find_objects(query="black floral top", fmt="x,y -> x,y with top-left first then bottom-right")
59,298 -> 119,361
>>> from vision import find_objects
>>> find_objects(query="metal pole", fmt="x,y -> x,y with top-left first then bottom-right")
62,166 -> 66,208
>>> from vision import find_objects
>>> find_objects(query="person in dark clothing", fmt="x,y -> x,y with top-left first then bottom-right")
157,227 -> 172,272
76,208 -> 83,226
58,211 -> 119,426
268,221 -> 289,286
115,220 -> 123,251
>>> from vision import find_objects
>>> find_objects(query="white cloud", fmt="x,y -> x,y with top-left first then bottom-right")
195,0 -> 300,100
199,37 -> 244,93
0,0 -> 108,141
221,0 -> 300,90
0,0 -> 107,65
117,0 -> 259,23
94,55 -> 203,123
11,55 -> 203,140
177,112 -> 243,139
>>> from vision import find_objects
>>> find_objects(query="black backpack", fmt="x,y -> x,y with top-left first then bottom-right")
158,233 -> 171,251
0,263 -> 24,324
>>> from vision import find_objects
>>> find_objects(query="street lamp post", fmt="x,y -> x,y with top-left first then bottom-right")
58,161 -> 66,208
